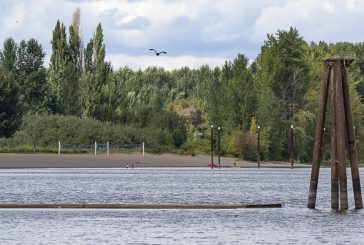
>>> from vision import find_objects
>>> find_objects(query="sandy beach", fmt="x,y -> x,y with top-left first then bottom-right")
0,153 -> 309,168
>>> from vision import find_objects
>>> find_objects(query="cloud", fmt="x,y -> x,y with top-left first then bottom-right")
100,9 -> 151,30
2,0 -> 364,71
249,0 -> 364,44
107,53 -> 228,70
2,2 -> 26,30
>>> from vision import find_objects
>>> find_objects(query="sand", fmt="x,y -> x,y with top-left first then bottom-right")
0,153 -> 309,168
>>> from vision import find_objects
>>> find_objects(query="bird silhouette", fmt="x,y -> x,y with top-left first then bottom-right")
149,49 -> 167,56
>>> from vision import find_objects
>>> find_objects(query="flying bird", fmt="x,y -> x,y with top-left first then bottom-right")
149,49 -> 167,56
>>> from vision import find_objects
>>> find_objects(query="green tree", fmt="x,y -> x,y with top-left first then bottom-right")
0,38 -> 18,71
48,20 -> 69,113
69,7 -> 82,74
225,54 -> 256,130
63,7 -> 82,115
84,38 -> 93,72
194,65 -> 224,127
0,68 -> 22,137
17,39 -> 49,113
255,27 -> 309,159
80,23 -> 111,119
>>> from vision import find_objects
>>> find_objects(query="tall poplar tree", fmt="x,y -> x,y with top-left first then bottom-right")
64,7 -> 82,115
48,20 -> 69,113
80,23 -> 111,119
48,8 -> 82,115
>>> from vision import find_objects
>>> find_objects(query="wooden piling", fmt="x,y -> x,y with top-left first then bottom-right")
331,64 -> 339,210
334,61 -> 348,210
308,57 -> 363,210
308,62 -> 331,209
341,64 -> 363,209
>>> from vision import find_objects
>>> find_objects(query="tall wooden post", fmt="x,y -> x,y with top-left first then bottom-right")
290,125 -> 294,169
330,63 -> 339,210
210,125 -> 214,169
334,61 -> 348,209
342,63 -> 364,209
257,126 -> 261,168
308,61 -> 331,209
308,57 -> 363,210
218,127 -> 221,168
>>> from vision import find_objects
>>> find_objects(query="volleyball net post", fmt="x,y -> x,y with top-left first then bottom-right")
107,141 -> 109,156
142,142 -> 145,156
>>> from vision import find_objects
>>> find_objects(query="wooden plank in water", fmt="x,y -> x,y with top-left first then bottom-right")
0,203 -> 282,209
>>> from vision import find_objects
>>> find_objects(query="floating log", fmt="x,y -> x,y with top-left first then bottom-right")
0,203 -> 281,209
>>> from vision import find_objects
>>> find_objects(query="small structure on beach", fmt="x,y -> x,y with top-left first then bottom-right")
308,57 -> 363,210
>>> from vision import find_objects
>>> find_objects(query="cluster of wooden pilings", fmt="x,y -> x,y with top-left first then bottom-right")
308,57 -> 363,210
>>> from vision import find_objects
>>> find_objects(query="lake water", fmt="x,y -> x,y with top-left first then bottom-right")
0,168 -> 363,244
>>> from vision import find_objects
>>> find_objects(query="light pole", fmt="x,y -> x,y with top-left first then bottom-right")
218,127 -> 221,168
290,125 -> 294,169
210,125 -> 214,168
257,125 -> 260,168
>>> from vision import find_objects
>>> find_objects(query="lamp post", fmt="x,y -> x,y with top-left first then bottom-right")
257,126 -> 260,168
218,127 -> 221,168
211,125 -> 214,168
290,125 -> 295,169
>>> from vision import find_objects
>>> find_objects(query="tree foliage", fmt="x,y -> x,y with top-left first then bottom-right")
0,68 -> 22,137
0,38 -> 17,71
2,20 -> 364,161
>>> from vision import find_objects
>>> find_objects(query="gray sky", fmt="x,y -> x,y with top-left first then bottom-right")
1,0 -> 364,70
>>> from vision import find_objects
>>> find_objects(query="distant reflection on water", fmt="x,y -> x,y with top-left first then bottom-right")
0,168 -> 363,244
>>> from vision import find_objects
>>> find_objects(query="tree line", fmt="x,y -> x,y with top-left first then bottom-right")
1,9 -> 364,162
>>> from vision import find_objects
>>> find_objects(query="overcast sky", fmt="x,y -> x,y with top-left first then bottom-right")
1,0 -> 364,70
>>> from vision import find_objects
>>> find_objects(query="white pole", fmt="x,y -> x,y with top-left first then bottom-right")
107,141 -> 109,156
58,141 -> 61,155
142,142 -> 145,156
95,141 -> 97,155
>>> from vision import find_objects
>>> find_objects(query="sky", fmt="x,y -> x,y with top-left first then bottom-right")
1,0 -> 364,70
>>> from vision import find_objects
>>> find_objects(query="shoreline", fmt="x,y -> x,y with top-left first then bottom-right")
0,153 -> 310,168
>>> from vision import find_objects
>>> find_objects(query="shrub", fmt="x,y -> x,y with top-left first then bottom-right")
236,131 -> 257,161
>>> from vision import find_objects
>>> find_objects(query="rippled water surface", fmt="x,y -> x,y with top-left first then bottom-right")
0,168 -> 363,244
